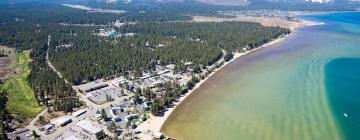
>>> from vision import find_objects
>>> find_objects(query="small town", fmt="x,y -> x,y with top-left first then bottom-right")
8,53 -> 225,140
1,0 -> 359,140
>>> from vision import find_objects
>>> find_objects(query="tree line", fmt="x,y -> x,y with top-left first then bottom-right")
27,40 -> 80,113
49,21 -> 289,85
0,3 -> 289,119
0,90 -> 11,140
121,21 -> 290,52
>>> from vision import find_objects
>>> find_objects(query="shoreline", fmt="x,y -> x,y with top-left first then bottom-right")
135,18 -> 322,139
192,14 -> 322,30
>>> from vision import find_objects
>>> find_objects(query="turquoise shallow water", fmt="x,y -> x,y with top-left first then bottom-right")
162,12 -> 360,140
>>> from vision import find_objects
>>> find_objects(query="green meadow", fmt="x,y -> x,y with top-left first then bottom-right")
0,51 -> 45,122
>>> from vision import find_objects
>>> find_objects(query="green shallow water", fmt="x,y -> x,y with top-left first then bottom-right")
162,12 -> 360,140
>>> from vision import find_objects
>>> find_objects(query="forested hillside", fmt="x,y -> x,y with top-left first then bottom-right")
0,2 -> 288,122
0,90 -> 11,140
28,42 -> 80,112
0,5 -> 87,116
121,22 -> 290,51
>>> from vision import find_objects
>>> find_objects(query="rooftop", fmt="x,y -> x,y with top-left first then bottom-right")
77,79 -> 108,92
72,109 -> 87,117
76,120 -> 103,134
50,116 -> 72,125
64,136 -> 81,140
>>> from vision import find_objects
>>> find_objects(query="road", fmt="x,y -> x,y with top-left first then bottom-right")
45,35 -> 96,107
24,35 -> 55,136
44,93 -> 133,139
24,37 -> 227,139
25,34 -> 98,139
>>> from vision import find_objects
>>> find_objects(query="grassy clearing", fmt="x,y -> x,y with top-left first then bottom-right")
0,51 -> 45,122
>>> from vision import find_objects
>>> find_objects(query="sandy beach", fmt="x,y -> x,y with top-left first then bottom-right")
136,17 -> 321,140
192,15 -> 322,30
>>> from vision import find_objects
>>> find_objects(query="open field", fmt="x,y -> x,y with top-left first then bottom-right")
0,51 -> 45,124
61,4 -> 126,14
0,45 -> 16,58
0,45 -> 16,79
0,58 -> 11,79
192,16 -> 321,31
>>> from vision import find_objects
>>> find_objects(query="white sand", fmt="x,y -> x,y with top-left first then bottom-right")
192,16 -> 322,31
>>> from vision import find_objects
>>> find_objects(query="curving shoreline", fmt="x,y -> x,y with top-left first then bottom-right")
136,18 -> 322,140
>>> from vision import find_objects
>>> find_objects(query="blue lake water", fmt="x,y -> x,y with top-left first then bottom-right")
305,12 -> 360,140
162,12 -> 360,140
325,58 -> 360,140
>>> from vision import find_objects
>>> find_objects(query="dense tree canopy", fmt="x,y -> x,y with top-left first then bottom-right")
0,90 -> 11,140
0,3 -> 289,115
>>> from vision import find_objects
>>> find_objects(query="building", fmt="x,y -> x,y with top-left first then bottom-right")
109,107 -> 122,122
12,128 -> 29,135
112,77 -> 127,85
64,136 -> 81,140
77,79 -> 109,93
94,113 -> 102,120
142,101 -> 151,111
125,114 -> 138,122
107,30 -> 117,37
72,109 -> 87,118
153,132 -> 164,139
97,28 -> 117,37
51,116 -> 72,127
157,69 -> 170,75
76,120 -> 103,135
43,124 -> 55,131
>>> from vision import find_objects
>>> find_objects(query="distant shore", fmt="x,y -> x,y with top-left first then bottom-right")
192,15 -> 323,31
136,17 -> 322,140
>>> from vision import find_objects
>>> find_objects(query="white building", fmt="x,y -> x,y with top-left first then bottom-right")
112,77 -> 127,85
72,109 -> 87,118
64,136 -> 81,140
110,107 -> 122,122
77,79 -> 109,93
50,116 -> 72,127
76,120 -> 103,135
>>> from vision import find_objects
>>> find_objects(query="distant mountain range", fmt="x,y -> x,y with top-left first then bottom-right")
1,0 -> 359,6
154,0 -> 249,5
154,0 -> 358,5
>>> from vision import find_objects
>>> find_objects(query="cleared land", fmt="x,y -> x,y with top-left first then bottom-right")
0,51 -> 45,124
0,58 -> 11,78
192,16 -> 320,30
0,46 -> 16,79
61,4 -> 126,14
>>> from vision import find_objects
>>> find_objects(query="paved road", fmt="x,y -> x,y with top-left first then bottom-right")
23,35 -> 55,136
24,36 -> 225,139
45,35 -> 96,107
25,34 -> 98,139
44,93 -> 133,139
24,108 -> 47,137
